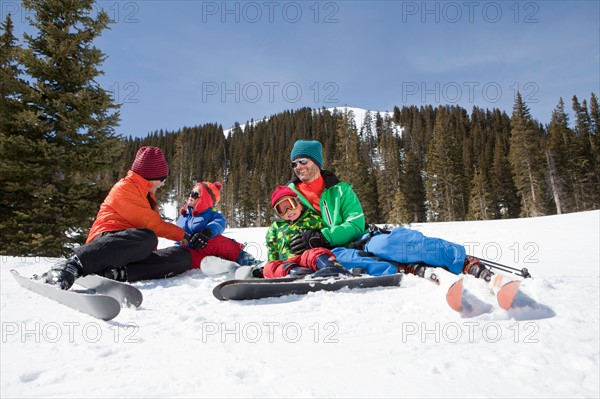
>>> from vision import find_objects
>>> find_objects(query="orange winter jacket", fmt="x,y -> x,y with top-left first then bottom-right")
86,171 -> 185,243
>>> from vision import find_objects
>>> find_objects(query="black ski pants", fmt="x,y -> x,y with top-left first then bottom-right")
73,228 -> 191,282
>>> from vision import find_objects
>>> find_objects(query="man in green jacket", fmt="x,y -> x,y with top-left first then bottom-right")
287,139 -> 367,254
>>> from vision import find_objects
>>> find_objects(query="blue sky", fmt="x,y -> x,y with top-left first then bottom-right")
4,0 -> 599,138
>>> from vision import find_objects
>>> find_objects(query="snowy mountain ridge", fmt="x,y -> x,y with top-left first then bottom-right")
223,106 -> 401,137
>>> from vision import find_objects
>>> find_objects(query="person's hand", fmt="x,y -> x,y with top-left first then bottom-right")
290,230 -> 330,254
189,228 -> 213,249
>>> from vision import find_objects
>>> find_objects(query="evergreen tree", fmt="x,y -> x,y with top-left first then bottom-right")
466,168 -> 494,220
589,93 -> 600,204
0,13 -> 28,134
1,0 -> 123,256
489,110 -> 520,218
570,95 -> 599,209
590,93 -> 600,135
403,150 -> 426,222
425,106 -> 468,221
332,109 -> 378,222
508,93 -> 547,217
388,190 -> 412,226
375,114 -> 402,222
0,13 -> 40,255
546,98 -> 573,214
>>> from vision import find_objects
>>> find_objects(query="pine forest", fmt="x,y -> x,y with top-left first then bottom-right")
1,1 -> 599,256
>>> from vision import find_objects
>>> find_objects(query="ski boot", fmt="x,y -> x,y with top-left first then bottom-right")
288,266 -> 314,277
236,250 -> 262,266
312,255 -> 351,278
398,263 -> 428,278
41,255 -> 84,290
282,262 -> 313,277
249,263 -> 265,278
463,256 -> 493,282
349,267 -> 366,276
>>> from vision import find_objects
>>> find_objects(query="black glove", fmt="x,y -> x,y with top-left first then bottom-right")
189,228 -> 213,249
290,229 -> 330,254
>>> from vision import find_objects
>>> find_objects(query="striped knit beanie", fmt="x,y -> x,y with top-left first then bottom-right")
131,146 -> 169,181
290,140 -> 323,168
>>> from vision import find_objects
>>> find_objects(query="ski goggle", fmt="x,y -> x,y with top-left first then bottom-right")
189,191 -> 200,199
274,197 -> 299,217
290,158 -> 310,168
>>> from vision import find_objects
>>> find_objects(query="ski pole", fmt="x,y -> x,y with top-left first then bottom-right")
469,256 -> 532,278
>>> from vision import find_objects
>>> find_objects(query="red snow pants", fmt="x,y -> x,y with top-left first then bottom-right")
263,247 -> 336,278
188,234 -> 243,269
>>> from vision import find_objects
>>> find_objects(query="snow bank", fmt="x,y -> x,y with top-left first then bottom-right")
1,211 -> 598,398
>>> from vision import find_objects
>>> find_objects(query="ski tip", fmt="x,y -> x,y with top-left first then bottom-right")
446,278 -> 464,312
497,280 -> 521,310
212,283 -> 228,301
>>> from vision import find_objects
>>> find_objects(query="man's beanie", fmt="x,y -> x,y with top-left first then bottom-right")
131,146 -> 169,181
290,140 -> 323,168
191,181 -> 223,216
271,185 -> 297,208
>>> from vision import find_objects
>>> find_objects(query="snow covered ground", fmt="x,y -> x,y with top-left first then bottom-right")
1,210 -> 599,398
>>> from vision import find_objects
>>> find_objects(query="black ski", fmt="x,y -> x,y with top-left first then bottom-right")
12,270 -> 121,321
214,273 -> 402,301
76,274 -> 143,307
212,276 -> 300,301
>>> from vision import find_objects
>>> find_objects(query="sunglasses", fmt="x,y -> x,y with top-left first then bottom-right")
189,191 -> 200,199
274,197 -> 299,217
290,158 -> 310,168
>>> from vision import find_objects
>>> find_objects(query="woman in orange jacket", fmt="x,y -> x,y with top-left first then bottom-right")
41,147 -> 206,290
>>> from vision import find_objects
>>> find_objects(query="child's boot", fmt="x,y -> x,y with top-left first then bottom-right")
312,255 -> 350,277
282,262 -> 313,277
237,250 -> 262,266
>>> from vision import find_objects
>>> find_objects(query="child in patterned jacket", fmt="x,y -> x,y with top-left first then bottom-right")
263,186 -> 348,278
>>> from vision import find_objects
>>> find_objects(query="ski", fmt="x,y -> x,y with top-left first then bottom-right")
214,273 -> 402,301
446,279 -> 464,312
212,276 -> 301,301
464,256 -> 525,309
488,274 -> 521,310
75,274 -> 143,307
11,270 -> 121,321
397,264 -> 464,312
423,268 -> 464,312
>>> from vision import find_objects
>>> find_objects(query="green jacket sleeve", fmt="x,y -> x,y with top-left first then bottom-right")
320,183 -> 366,247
